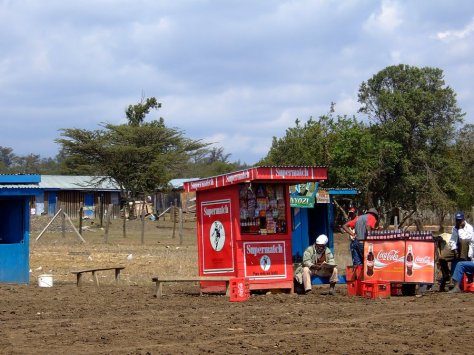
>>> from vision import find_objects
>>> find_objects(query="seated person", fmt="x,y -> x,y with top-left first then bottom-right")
448,231 -> 474,293
438,211 -> 474,291
294,234 -> 338,295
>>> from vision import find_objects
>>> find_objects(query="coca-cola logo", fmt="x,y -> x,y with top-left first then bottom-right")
414,256 -> 431,264
377,250 -> 400,261
238,282 -> 244,297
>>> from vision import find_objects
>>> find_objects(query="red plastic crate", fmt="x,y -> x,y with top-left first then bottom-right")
362,281 -> 391,299
229,278 -> 250,302
462,274 -> 474,293
347,280 -> 364,296
391,283 -> 403,296
346,265 -> 363,282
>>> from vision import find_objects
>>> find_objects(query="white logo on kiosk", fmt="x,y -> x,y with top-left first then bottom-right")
210,220 -> 225,251
260,255 -> 271,271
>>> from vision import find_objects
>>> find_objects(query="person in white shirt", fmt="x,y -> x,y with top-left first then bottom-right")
447,238 -> 474,293
438,211 -> 474,291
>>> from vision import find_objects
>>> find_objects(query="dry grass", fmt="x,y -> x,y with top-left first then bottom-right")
29,214 -> 355,287
30,215 -> 199,286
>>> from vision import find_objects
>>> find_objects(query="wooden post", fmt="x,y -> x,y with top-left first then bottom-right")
179,207 -> 183,245
172,204 -> 177,239
98,196 -> 103,228
141,200 -> 146,245
79,203 -> 84,235
36,209 -> 62,242
61,205 -> 66,238
63,211 -> 86,243
105,204 -> 113,244
122,199 -> 128,238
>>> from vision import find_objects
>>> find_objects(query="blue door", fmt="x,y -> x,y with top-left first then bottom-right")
291,208 -> 309,263
84,193 -> 94,217
48,191 -> 57,215
0,198 -> 30,283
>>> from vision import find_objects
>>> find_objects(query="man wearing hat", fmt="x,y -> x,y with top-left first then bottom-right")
294,234 -> 338,295
438,211 -> 474,291
342,208 -> 379,266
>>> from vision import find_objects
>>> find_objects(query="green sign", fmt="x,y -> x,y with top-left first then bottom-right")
290,196 -> 315,208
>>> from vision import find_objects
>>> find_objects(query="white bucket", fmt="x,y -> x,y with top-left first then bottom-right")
38,274 -> 53,287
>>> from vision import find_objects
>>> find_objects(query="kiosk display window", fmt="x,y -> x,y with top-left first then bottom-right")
239,183 -> 287,235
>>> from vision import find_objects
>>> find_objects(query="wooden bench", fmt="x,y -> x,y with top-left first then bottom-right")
152,276 -> 232,297
71,266 -> 125,286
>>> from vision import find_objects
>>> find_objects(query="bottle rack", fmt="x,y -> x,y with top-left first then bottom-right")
366,230 -> 433,241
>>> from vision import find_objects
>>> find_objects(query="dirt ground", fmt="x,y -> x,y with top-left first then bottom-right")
1,216 -> 474,354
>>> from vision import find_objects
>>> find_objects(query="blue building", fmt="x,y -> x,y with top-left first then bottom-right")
291,186 -> 358,284
0,174 -> 40,284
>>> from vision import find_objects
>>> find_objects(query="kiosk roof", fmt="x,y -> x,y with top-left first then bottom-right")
183,166 -> 328,192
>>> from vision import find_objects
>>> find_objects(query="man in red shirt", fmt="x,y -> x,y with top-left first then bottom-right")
342,208 -> 379,265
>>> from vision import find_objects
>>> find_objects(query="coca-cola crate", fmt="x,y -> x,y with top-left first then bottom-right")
346,265 -> 363,282
361,281 -> 391,299
391,283 -> 403,296
462,274 -> 474,293
347,280 -> 364,296
230,278 -> 250,302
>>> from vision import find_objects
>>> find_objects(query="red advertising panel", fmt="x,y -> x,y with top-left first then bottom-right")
364,240 -> 405,282
243,241 -> 287,279
200,199 -> 234,274
404,241 -> 435,283
184,166 -> 328,192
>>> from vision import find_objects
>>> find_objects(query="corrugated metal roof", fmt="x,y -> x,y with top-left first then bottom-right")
168,178 -> 200,189
39,175 -> 120,191
0,184 -> 40,189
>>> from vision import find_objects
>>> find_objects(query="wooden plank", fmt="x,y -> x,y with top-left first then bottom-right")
151,276 -> 231,282
71,267 -> 125,287
71,266 -> 125,274
151,276 -> 232,297
92,270 -> 99,286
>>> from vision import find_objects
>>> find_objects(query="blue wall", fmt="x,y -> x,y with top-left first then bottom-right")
0,197 -> 30,283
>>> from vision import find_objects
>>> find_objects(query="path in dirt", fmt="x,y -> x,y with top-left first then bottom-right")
0,283 -> 472,354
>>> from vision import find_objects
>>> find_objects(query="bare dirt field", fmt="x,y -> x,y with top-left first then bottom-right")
1,216 -> 474,354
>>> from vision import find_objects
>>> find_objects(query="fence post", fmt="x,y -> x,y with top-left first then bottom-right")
172,204 -> 177,239
179,208 -> 183,245
141,201 -> 146,245
105,204 -> 113,244
61,204 -> 66,238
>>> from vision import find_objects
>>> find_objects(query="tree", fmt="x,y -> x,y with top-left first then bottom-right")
260,107 -> 379,212
125,97 -> 161,127
358,64 -> 465,226
183,146 -> 245,178
56,97 -> 208,236
453,124 -> 474,209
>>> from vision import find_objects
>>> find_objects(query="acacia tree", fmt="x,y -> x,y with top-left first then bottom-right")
56,97 -> 207,237
358,64 -> 465,227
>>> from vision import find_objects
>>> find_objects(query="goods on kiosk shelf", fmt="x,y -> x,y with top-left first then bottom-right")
239,183 -> 287,235
366,230 -> 433,241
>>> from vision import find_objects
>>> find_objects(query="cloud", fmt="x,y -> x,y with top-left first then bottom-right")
1,0 -> 474,166
436,17 -> 474,41
363,0 -> 403,34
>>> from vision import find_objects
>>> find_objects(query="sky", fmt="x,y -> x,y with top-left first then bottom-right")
1,0 -> 474,165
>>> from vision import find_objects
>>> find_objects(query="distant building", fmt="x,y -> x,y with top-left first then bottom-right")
153,178 -> 199,214
33,175 -> 121,219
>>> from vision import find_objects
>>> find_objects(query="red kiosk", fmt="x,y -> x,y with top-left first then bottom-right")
183,166 -> 328,293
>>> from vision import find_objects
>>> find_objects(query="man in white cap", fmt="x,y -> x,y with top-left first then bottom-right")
294,234 -> 338,295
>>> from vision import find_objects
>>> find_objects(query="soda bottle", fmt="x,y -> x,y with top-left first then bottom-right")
366,243 -> 375,277
406,245 -> 414,276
